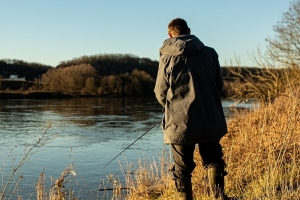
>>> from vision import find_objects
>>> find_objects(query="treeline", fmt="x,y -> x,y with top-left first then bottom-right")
42,54 -> 158,97
0,59 -> 52,81
57,53 -> 159,79
222,66 -> 289,80
0,54 -> 159,97
41,64 -> 154,96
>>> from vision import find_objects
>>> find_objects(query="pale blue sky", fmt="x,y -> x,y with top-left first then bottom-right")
0,1 -> 291,67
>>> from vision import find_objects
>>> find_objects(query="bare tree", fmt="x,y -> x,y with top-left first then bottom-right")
265,0 -> 300,69
225,67 -> 289,104
226,1 -> 300,104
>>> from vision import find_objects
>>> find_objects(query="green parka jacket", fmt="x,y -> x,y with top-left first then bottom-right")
154,34 -> 227,144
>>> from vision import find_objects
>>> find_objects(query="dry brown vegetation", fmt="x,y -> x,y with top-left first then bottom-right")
222,89 -> 300,199
36,166 -> 76,200
41,65 -> 155,97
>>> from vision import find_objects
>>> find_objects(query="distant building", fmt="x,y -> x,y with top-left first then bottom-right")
9,75 -> 25,81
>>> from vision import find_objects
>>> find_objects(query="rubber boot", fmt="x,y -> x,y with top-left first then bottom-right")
174,180 -> 193,200
207,167 -> 228,200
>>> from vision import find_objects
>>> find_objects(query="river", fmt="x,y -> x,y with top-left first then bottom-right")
0,97 -> 255,199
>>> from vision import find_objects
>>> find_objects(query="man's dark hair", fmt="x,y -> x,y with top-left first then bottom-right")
168,18 -> 190,35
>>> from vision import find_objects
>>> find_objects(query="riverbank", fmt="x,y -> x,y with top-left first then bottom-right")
0,91 -> 158,99
0,91 -> 113,99
0,91 -> 229,100
0,91 -> 74,99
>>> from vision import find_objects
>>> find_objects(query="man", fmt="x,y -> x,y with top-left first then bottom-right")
154,18 -> 228,200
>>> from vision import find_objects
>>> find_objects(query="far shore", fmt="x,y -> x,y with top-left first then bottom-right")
0,91 -> 102,99
0,91 -> 159,99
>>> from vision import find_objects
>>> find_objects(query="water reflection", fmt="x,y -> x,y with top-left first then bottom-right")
0,98 -> 162,126
0,98 -> 167,154
0,98 -> 258,149
0,97 -> 257,147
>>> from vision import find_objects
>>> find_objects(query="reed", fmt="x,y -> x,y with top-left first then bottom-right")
222,88 -> 300,199
35,165 -> 76,200
0,122 -> 56,200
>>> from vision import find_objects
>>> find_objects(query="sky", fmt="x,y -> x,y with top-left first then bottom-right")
0,1 -> 292,67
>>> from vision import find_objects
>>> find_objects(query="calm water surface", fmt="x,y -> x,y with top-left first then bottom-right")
0,97 -> 255,199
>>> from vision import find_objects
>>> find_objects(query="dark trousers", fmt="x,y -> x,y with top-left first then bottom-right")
170,139 -> 225,181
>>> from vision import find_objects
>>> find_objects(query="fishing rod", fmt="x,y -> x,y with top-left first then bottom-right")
103,119 -> 162,169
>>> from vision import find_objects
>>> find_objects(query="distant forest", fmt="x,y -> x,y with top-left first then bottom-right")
0,53 -> 262,98
0,54 -> 159,97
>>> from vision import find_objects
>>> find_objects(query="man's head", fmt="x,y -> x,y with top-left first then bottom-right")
168,18 -> 190,38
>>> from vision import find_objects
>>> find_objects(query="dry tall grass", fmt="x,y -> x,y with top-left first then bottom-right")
221,88 -> 300,199
36,165 -> 76,200
0,123 -> 56,200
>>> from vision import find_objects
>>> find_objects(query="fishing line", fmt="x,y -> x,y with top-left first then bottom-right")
102,119 -> 162,168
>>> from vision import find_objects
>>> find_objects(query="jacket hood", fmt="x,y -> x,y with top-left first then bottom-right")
160,35 -> 204,57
